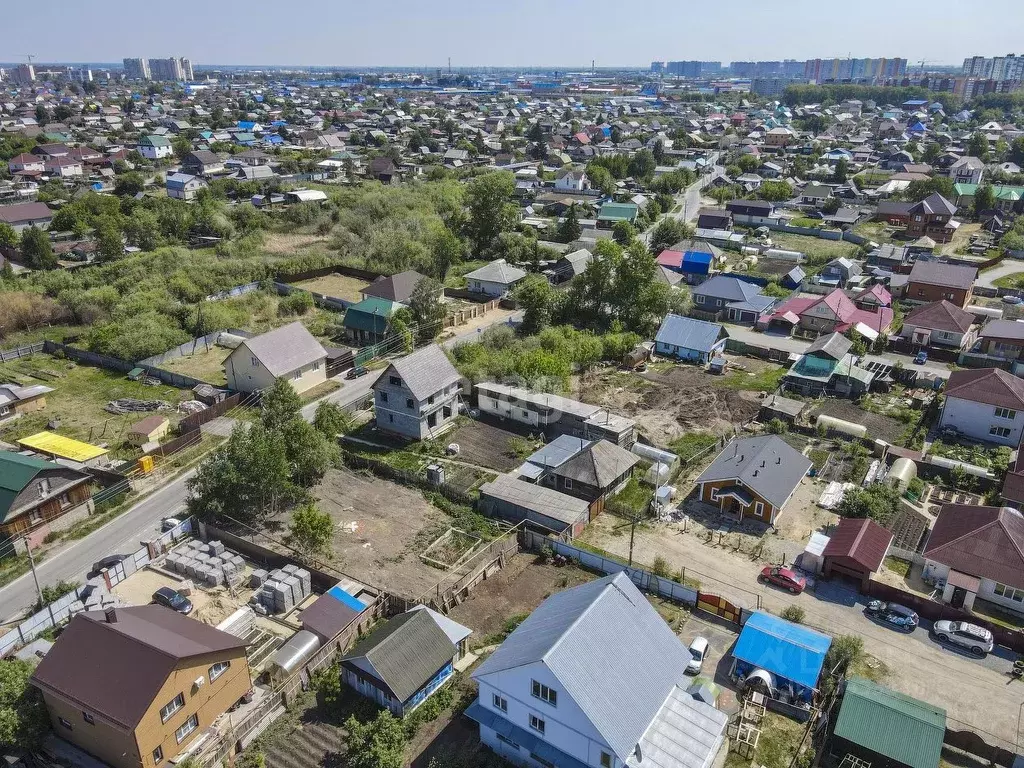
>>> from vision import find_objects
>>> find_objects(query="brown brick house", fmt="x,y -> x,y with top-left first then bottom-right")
31,606 -> 252,768
875,193 -> 959,243
905,261 -> 977,307
0,451 -> 93,542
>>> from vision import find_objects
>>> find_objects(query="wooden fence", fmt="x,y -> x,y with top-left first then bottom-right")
177,392 -> 245,434
413,526 -> 523,613
0,341 -> 45,362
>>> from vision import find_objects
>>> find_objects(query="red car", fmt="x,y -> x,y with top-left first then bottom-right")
759,566 -> 806,594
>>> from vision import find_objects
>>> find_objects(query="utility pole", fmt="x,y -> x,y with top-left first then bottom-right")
24,538 -> 44,608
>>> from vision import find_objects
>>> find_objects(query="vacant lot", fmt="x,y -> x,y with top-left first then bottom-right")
159,345 -> 231,386
575,363 -> 763,447
298,468 -> 450,600
766,231 -> 860,262
808,398 -> 907,444
0,354 -> 190,447
446,419 -> 535,472
293,273 -> 369,302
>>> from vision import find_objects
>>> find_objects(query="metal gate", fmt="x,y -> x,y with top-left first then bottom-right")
696,592 -> 742,625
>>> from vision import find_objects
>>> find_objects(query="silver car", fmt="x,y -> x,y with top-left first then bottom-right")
932,620 -> 994,655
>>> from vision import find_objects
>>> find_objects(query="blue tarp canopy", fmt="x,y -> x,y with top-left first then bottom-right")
328,584 -> 367,612
733,611 -> 831,690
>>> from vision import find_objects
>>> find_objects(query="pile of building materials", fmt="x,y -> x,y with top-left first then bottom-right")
165,540 -> 246,588
250,565 -> 312,615
105,398 -> 173,415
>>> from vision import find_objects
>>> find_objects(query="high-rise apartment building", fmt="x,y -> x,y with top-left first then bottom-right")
122,58 -> 151,80
665,61 -> 721,78
12,64 -> 35,85
149,57 -> 182,81
804,57 -> 906,83
650,61 -> 665,73
962,54 -> 1024,81
179,58 -> 194,80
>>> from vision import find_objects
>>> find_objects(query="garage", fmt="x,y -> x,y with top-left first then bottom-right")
822,517 -> 894,591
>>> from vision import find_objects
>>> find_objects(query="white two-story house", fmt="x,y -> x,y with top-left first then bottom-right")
373,343 -> 462,440
467,572 -> 727,768
224,322 -> 327,395
939,368 -> 1024,447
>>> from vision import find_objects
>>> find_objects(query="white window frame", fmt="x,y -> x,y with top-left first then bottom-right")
529,714 -> 545,734
563,478 -> 573,490
209,661 -> 230,682
994,583 -> 1024,602
754,501 -> 765,516
990,426 -> 1012,438
695,294 -> 705,304
153,746 -> 164,764
83,711 -> 94,725
160,693 -> 185,723
995,407 -> 1017,420
58,717 -> 72,730
493,694 -> 507,712
175,713 -> 199,744
531,680 -> 557,706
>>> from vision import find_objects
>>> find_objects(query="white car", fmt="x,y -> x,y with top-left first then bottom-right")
686,637 -> 710,674
931,620 -> 995,656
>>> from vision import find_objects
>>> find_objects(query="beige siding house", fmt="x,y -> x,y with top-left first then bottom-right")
224,322 -> 327,394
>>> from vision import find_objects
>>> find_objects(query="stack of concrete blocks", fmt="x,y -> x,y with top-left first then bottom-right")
80,580 -> 118,612
253,565 -> 312,615
166,540 -> 246,588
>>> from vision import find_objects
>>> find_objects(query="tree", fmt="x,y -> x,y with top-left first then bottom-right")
648,218 -> 691,254
283,418 -> 338,486
557,203 -> 582,243
114,171 -> 146,197
514,274 -> 555,335
172,136 -> 192,160
758,180 -> 794,202
429,225 -> 463,280
923,142 -> 942,165
0,658 -> 49,749
612,220 -> 637,246
967,132 -> 990,162
822,197 -> 841,215
0,222 -> 17,248
832,158 -> 848,183
973,184 -> 996,218
902,176 -> 955,201
464,172 -> 517,253
19,226 -> 56,270
835,484 -> 900,522
286,502 -> 334,563
186,423 -> 294,526
344,710 -> 407,768
34,105 -> 48,127
95,216 -> 125,262
313,401 -> 351,438
261,378 -> 302,432
627,148 -> 656,180
409,277 -> 446,342
1011,136 -> 1024,167
586,164 -> 615,196
613,240 -> 671,335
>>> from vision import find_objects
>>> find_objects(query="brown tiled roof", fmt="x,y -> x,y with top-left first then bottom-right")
923,504 -> 1024,590
908,261 -> 977,291
904,300 -> 974,334
31,606 -> 246,730
823,517 -> 893,573
944,368 -> 1024,410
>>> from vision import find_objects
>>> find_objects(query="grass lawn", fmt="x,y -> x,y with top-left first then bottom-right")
994,272 -> 1024,289
938,221 -> 982,256
0,353 -> 190,447
852,220 -> 894,242
0,325 -> 88,349
853,169 -> 894,188
159,345 -> 231,386
299,379 -> 342,404
724,710 -> 809,768
609,476 -> 654,514
766,230 -> 860,262
884,556 -> 912,578
718,366 -> 785,391
668,432 -> 719,464
292,273 -> 369,302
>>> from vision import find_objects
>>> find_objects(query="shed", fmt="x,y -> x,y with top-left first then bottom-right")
478,474 -> 591,536
299,585 -> 368,644
759,394 -> 805,424
822,518 -> 893,590
731,611 -> 831,701
830,678 -> 945,768
127,415 -> 169,447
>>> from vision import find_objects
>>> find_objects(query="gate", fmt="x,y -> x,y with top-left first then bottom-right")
696,592 -> 742,625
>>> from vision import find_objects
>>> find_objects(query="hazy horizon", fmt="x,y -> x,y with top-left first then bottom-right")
4,0 -> 1019,69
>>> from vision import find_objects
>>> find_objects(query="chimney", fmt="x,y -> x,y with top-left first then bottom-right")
753,469 -> 759,476
761,460 -> 766,467
777,457 -> 782,464
104,607 -> 117,624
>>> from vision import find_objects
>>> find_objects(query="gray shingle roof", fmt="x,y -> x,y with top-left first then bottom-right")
341,609 -> 456,703
695,435 -> 812,508
553,440 -> 639,488
361,270 -> 429,303
655,314 -> 726,354
473,572 -> 692,763
383,343 -> 461,402
908,260 -> 977,290
240,322 -> 326,377
806,331 -> 852,360
464,259 -> 528,285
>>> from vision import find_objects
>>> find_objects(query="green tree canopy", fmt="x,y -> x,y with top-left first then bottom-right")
286,501 -> 335,563
19,226 -> 56,270
261,378 -> 303,432
514,274 -> 556,335
464,171 -> 517,253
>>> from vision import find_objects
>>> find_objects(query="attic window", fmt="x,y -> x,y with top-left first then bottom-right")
251,356 -> 259,368
389,376 -> 401,387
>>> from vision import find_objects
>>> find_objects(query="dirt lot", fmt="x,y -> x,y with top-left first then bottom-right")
808,398 -> 907,444
300,468 -> 451,600
112,564 -> 261,626
159,345 -> 231,386
574,364 -> 763,446
446,552 -> 595,642
293,273 -> 370,302
446,419 -> 535,472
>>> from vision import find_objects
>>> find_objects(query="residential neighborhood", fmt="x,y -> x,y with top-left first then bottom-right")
4,18 -> 1024,768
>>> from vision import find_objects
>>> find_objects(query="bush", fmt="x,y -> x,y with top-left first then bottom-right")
651,555 -> 671,577
279,289 -> 314,316
780,605 -> 805,624
766,418 -> 788,434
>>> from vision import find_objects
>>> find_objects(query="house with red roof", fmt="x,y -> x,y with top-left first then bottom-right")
938,367 -> 1024,446
923,504 -> 1024,614
822,518 -> 893,591
757,286 -> 893,337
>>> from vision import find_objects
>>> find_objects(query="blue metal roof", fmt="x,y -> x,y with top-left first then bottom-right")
682,250 -> 713,266
733,612 -> 831,690
655,314 -> 726,354
327,584 -> 367,612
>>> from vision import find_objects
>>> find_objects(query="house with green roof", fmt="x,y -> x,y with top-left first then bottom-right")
137,134 -> 174,160
343,297 -> 406,346
0,452 -> 93,545
828,678 -> 946,768
597,201 -> 639,229
953,183 -> 1024,214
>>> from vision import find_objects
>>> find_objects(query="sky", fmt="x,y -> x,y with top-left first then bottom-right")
6,0 -> 1021,69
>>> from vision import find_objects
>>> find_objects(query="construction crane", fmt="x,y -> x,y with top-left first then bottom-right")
22,54 -> 35,64
918,59 -> 932,73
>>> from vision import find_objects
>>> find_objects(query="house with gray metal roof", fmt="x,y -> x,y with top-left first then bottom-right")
654,314 -> 728,364
478,474 -> 591,536
464,259 -> 528,297
224,322 -> 327,395
694,435 -> 812,526
544,440 -> 640,503
373,343 -> 462,440
467,572 -> 727,768
340,607 -> 470,717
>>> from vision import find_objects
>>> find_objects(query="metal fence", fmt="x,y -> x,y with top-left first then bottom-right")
41,340 -> 212,390
138,328 -> 253,369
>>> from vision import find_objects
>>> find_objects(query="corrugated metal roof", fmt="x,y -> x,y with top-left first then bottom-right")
0,451 -> 64,519
473,572 -> 692,762
655,314 -> 726,354
239,321 -> 326,377
18,431 -> 107,462
833,678 -> 945,768
382,343 -> 461,402
732,612 -> 831,690
694,435 -> 811,508
626,685 -> 728,768
479,474 -> 589,525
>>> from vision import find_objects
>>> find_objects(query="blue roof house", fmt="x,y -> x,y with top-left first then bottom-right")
730,612 -> 832,702
655,314 -> 728,364
681,247 -> 715,283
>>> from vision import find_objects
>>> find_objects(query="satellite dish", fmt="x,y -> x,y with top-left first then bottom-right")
634,744 -> 643,762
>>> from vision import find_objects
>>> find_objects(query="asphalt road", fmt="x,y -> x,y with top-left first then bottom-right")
0,372 -> 383,618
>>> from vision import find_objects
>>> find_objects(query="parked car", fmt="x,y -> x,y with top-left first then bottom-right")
865,600 -> 919,632
931,620 -> 994,655
758,566 -> 806,594
345,366 -> 368,380
90,554 -> 128,576
1002,295 -> 1022,305
686,637 -> 709,675
161,517 -> 182,532
152,586 -> 193,615
914,350 -> 928,365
